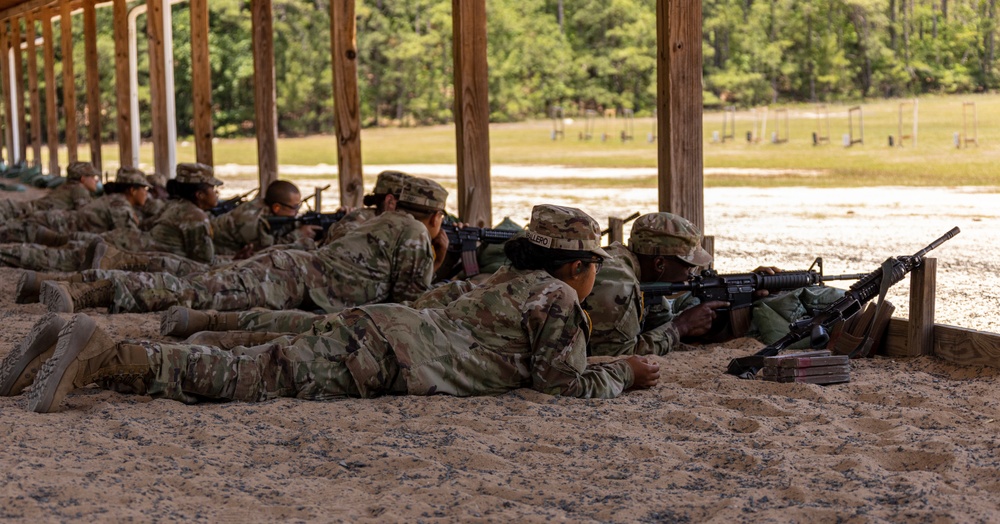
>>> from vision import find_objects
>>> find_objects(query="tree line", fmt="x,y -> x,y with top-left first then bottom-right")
36,0 -> 1000,141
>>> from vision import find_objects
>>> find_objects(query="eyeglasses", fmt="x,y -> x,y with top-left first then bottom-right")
589,258 -> 604,273
275,201 -> 302,212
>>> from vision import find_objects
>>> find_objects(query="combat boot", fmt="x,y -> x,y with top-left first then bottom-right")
89,242 -> 150,271
160,306 -> 241,338
31,226 -> 69,247
40,280 -> 114,313
28,314 -> 150,413
16,271 -> 83,304
184,331 -> 286,351
0,313 -> 67,396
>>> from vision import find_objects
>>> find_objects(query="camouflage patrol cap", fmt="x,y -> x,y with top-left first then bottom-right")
525,204 -> 609,258
175,163 -> 223,186
628,212 -> 713,266
66,162 -> 100,180
146,173 -> 168,188
114,166 -> 151,188
372,170 -> 411,196
398,177 -> 447,211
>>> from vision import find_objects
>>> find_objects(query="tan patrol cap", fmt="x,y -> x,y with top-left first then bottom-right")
398,177 -> 447,212
372,170 -> 411,196
628,212 -> 713,266
114,166 -> 151,188
175,163 -> 223,186
525,204 -> 609,258
66,162 -> 100,181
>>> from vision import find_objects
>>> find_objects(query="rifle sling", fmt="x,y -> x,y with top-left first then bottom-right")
848,258 -> 895,358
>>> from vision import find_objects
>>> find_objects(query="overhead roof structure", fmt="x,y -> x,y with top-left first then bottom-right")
0,0 -> 705,230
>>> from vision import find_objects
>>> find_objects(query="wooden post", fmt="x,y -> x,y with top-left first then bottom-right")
112,0 -> 131,168
251,0 -> 277,189
0,20 -> 13,164
83,1 -> 101,171
190,0 -> 213,166
146,0 -> 170,177
329,0 -> 363,207
655,0 -> 704,231
42,8 -> 58,176
908,258 -> 937,356
12,16 -> 25,163
25,12 -> 41,167
451,0 -> 491,227
606,216 -> 625,245
60,0 -> 77,164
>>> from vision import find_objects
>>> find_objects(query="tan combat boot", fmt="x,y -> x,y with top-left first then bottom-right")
16,271 -> 83,304
40,280 -> 114,313
0,313 -> 67,396
28,314 -> 150,413
89,242 -> 150,271
160,306 -> 241,338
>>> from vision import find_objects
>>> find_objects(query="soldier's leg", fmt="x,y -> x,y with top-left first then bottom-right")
0,241 -> 89,271
161,307 -> 322,338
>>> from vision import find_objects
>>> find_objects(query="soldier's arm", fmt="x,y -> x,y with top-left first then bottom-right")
182,218 -> 216,264
389,233 -> 435,303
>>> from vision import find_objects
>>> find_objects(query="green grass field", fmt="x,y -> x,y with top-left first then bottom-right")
82,93 -> 1000,188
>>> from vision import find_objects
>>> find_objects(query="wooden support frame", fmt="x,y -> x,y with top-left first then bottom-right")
452,0 -> 492,228
895,99 -> 917,148
961,102 -> 978,148
112,0 -> 131,167
813,104 -> 830,145
12,16 -> 25,162
60,0 -> 77,163
771,108 -> 789,144
655,0 -> 704,231
146,0 -> 170,177
83,0 -> 101,170
329,0 -> 362,207
719,105 -> 735,143
0,19 -> 13,164
25,11 -> 40,166
190,0 -> 212,166
42,7 -> 57,176
846,106 -> 863,147
251,0 -> 277,189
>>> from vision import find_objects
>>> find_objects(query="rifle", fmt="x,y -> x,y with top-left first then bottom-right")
265,211 -> 347,240
640,259 -> 867,341
442,223 -> 520,277
726,227 -> 960,379
210,188 -> 258,216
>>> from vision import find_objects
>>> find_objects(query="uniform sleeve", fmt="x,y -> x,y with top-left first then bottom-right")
70,185 -> 93,210
529,287 -> 634,399
181,218 -> 216,264
633,321 -> 683,355
409,280 -> 477,309
389,229 -> 435,303
108,200 -> 141,231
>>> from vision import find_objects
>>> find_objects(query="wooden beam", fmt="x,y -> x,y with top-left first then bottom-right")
329,0 -> 362,207
0,19 -> 12,164
83,0 -> 100,171
11,16 -> 25,162
0,0 -> 58,22
112,0 -> 130,168
251,0 -> 277,188
190,0 -> 212,165
25,12 -> 40,166
59,0 -> 76,163
41,7 -> 56,175
884,318 -> 1000,367
908,258 -> 937,356
655,0 -> 704,231
451,0 -> 491,228
146,0 -> 169,177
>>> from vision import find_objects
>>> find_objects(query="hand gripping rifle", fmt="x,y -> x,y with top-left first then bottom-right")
725,227 -> 960,379
441,223 -> 520,277
264,211 -> 347,240
640,260 -> 867,341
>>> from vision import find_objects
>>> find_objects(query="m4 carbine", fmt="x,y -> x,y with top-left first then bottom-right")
264,211 -> 347,240
441,224 -> 520,277
726,227 -> 960,379
210,188 -> 258,216
640,260 -> 867,340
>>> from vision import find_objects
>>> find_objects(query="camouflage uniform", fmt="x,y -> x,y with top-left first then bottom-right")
0,192 -> 142,243
31,162 -> 99,212
132,204 -> 634,403
0,240 -> 91,271
321,170 -> 410,245
102,178 -> 445,314
211,198 -> 315,255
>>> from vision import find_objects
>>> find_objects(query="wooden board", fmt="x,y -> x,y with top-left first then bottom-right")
11,15 -> 25,162
24,11 -> 41,166
885,317 -> 1000,367
59,0 -> 76,163
329,0 -> 362,207
112,0 -> 131,167
83,1 -> 100,171
451,0 -> 491,228
41,7 -> 57,175
190,0 -> 212,165
251,0 -> 277,188
146,0 -> 169,177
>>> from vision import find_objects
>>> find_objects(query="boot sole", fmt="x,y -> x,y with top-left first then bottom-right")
0,313 -> 67,396
39,281 -> 73,313
161,306 -> 190,337
28,314 -> 98,413
14,271 -> 38,304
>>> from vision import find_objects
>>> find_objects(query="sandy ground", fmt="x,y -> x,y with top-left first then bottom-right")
0,172 -> 998,522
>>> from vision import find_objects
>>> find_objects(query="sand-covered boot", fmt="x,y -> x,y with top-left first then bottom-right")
16,271 -> 83,304
161,306 -> 241,338
0,313 -> 67,396
40,279 -> 114,313
89,242 -> 150,271
28,314 -> 150,413
184,331 -> 285,351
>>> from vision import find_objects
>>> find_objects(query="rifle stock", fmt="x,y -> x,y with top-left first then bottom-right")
725,227 -> 960,379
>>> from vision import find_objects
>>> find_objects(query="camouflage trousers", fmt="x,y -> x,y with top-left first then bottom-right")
0,240 -> 89,271
140,310 -> 405,403
232,310 -> 328,334
103,249 -> 316,314
0,199 -> 32,222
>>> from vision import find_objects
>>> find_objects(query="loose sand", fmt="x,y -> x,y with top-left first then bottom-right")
0,172 -> 997,522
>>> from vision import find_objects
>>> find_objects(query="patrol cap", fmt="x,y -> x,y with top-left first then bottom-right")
372,170 -> 410,196
146,173 -> 168,188
397,177 -> 447,212
175,163 -> 223,186
628,212 -> 713,266
114,167 -> 152,188
525,204 -> 609,259
66,162 -> 100,180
